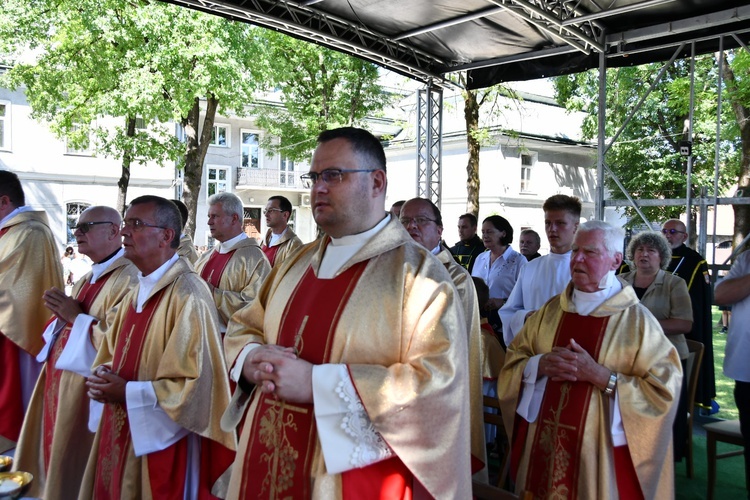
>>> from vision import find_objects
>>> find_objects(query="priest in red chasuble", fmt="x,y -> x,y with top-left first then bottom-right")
0,170 -> 64,454
14,206 -> 139,500
260,195 -> 303,267
196,192 -> 271,330
499,220 -> 682,499
80,196 -> 236,499
224,127 -> 472,499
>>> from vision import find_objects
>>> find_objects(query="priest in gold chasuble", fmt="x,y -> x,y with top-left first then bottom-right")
499,221 -> 682,500
79,196 -> 235,499
0,171 -> 64,453
14,206 -> 138,500
223,128 -> 473,499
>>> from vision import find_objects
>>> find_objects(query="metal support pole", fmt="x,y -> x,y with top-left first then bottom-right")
416,84 -> 443,207
699,186 -> 708,254
686,42 -> 696,247
712,37 -> 724,274
596,47 -> 606,220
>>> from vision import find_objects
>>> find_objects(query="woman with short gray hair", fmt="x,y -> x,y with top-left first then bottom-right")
620,230 -> 692,463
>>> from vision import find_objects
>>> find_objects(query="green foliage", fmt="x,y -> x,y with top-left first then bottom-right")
554,54 -> 741,225
0,0 -> 263,167
251,31 -> 389,162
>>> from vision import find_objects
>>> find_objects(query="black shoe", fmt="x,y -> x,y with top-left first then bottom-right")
721,326 -> 728,334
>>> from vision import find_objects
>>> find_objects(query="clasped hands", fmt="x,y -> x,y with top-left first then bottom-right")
241,345 -> 314,404
43,287 -> 84,324
86,365 -> 127,404
538,339 -> 610,391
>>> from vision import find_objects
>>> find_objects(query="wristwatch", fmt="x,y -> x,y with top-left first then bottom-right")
603,371 -> 617,395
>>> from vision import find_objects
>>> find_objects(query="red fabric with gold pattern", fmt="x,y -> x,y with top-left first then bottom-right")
261,244 -> 280,267
237,262 -> 407,499
524,313 -> 608,499
199,250 -> 236,288
42,275 -> 110,470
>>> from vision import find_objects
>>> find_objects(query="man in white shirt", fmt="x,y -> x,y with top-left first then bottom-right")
196,192 -> 271,330
499,194 -> 581,346
224,127 -> 472,498
714,249 -> 750,496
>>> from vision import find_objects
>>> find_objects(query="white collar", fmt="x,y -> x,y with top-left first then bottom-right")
318,214 -> 390,278
90,248 -> 125,283
0,205 -> 33,228
218,232 -> 247,254
571,270 -> 621,316
135,253 -> 179,312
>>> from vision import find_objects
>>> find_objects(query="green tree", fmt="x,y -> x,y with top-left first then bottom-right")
251,30 -> 388,162
554,54 -> 748,245
0,0 -> 262,237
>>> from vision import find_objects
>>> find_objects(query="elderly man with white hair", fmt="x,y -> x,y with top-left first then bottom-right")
499,220 -> 682,500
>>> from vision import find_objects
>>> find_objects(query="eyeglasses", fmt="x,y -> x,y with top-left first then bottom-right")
121,218 -> 168,231
661,229 -> 686,235
400,216 -> 437,227
263,208 -> 284,215
73,221 -> 114,234
299,169 -> 377,188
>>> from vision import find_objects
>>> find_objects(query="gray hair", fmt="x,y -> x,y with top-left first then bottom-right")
208,192 -> 244,219
626,231 -> 672,269
575,220 -> 625,257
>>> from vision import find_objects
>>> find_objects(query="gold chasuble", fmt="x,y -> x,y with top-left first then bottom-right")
195,238 -> 271,325
14,256 -> 138,500
225,218 -> 472,499
0,210 -> 63,452
435,245 -> 487,477
80,258 -> 236,500
499,283 -> 682,500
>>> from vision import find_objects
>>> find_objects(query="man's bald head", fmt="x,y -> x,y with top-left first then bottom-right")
661,219 -> 688,249
75,206 -> 123,262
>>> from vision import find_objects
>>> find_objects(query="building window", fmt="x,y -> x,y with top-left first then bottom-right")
520,152 -> 537,193
0,102 -> 9,150
66,124 -> 93,155
207,166 -> 229,199
135,116 -> 147,131
241,130 -> 260,168
210,124 -> 229,147
280,157 -> 294,185
66,202 -> 91,243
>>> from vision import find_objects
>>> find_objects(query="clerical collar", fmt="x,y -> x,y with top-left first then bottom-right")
0,205 -> 33,228
90,248 -> 125,283
136,253 -> 179,312
431,244 -> 441,255
218,232 -> 247,254
571,270 -> 621,316
318,214 -> 390,279
269,227 -> 287,247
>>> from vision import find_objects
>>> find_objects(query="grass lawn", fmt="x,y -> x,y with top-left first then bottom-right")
710,307 -> 739,420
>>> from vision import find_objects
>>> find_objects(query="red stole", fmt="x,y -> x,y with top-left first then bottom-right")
239,261 -> 409,499
261,243 -> 280,267
93,289 -> 171,499
42,274 -> 110,471
200,250 -> 236,287
522,313 -> 608,499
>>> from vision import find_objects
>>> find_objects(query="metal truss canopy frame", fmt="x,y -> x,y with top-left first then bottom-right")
416,86 -> 443,207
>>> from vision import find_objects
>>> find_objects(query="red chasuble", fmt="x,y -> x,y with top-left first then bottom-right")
200,250 -> 236,288
261,244 -> 280,267
43,275 -> 110,471
237,262 -> 414,499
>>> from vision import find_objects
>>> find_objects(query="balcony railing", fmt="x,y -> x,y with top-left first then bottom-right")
237,167 -> 302,189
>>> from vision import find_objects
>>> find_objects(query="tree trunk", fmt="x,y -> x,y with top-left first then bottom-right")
722,55 -> 750,250
181,95 -> 218,239
464,88 -> 480,217
116,116 -> 137,215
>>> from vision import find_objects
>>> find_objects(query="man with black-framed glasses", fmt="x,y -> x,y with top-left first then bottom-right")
0,170 -> 63,456
14,205 -> 138,499
261,195 -> 303,267
224,127 -> 473,498
662,218 -> 716,415
73,195 -> 235,498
